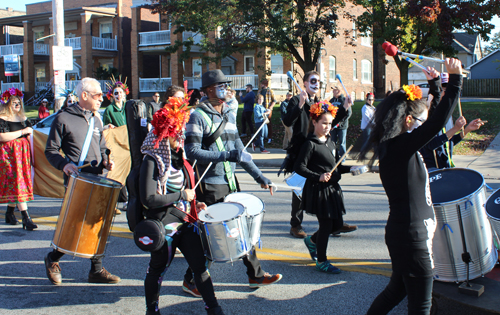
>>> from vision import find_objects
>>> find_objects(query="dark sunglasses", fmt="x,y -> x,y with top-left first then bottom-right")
367,98 -> 374,101
412,115 -> 425,123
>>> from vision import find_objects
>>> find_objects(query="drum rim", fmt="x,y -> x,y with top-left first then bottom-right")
70,172 -> 122,188
198,202 -> 245,222
429,168 -> 485,206
486,188 -> 500,219
224,192 -> 265,214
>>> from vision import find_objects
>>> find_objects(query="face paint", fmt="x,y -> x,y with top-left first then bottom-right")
113,88 -> 124,103
215,84 -> 227,99
306,75 -> 320,95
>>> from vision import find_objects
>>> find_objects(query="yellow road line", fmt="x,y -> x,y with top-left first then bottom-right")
3,211 -> 392,276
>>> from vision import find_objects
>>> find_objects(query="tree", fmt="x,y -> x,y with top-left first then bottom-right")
484,32 -> 500,56
353,0 -> 500,86
150,0 -> 346,74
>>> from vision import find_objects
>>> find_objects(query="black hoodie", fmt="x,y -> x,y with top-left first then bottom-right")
45,104 -> 107,182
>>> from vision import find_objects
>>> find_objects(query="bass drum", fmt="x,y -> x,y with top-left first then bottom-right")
429,168 -> 497,282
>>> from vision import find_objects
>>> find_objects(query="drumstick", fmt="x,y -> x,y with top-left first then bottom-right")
193,162 -> 212,189
329,145 -> 353,175
457,99 -> 464,137
335,74 -> 349,98
77,160 -> 98,170
238,180 -> 302,191
244,115 -> 269,150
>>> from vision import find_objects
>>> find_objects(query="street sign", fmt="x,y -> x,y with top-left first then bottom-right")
52,46 -> 73,71
3,54 -> 20,76
54,70 -> 65,86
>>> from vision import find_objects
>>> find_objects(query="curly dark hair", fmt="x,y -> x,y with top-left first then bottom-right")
163,85 -> 184,104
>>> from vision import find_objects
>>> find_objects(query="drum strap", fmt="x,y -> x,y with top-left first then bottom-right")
78,117 -> 95,167
196,109 -> 237,192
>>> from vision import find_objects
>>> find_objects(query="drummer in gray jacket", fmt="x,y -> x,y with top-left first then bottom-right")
182,70 -> 282,297
43,78 -> 120,285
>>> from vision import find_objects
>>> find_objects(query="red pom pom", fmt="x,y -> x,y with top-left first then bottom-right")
385,44 -> 398,57
381,41 -> 390,50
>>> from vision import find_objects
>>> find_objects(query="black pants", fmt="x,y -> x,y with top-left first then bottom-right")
311,216 -> 344,262
146,224 -> 218,312
49,249 -> 103,273
185,183 -> 265,282
241,111 -> 254,135
367,257 -> 433,314
290,193 -> 303,228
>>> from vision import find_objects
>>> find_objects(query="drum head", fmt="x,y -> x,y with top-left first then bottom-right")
224,193 -> 264,216
198,202 -> 244,222
429,168 -> 484,205
72,172 -> 122,188
486,189 -> 500,219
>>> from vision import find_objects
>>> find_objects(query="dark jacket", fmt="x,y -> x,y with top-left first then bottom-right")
147,101 -> 161,123
240,91 -> 256,112
329,95 -> 351,129
45,104 -> 107,182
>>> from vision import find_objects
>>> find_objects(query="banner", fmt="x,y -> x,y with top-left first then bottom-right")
4,54 -> 20,76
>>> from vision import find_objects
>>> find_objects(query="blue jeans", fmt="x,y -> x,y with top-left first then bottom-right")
254,122 -> 268,152
331,128 -> 347,157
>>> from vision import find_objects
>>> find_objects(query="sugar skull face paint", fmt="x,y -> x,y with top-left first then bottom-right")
305,75 -> 320,95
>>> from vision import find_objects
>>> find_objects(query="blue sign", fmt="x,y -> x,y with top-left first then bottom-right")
4,54 -> 20,76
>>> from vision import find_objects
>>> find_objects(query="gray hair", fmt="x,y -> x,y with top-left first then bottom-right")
75,78 -> 100,98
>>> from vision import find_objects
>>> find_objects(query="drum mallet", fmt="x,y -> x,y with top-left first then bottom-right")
193,162 -> 213,190
77,160 -> 98,170
286,71 -> 303,93
244,114 -> 269,150
335,74 -> 350,98
238,180 -> 302,192
328,145 -> 353,175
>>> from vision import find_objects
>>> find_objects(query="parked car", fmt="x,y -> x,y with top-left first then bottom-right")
33,108 -> 105,135
418,83 -> 430,98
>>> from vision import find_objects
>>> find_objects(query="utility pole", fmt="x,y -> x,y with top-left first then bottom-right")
52,0 -> 65,111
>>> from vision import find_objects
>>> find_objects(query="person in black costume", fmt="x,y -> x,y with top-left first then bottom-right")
139,99 -> 224,315
359,59 -> 463,315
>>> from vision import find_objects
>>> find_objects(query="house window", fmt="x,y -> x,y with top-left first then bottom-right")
329,56 -> 336,82
193,59 -> 202,77
352,21 -> 357,39
361,59 -> 372,83
100,22 -> 113,39
361,31 -> 372,47
271,54 -> 283,74
351,91 -> 356,102
244,56 -> 254,73
99,59 -> 114,70
34,30 -> 44,42
353,59 -> 357,80
35,66 -> 46,82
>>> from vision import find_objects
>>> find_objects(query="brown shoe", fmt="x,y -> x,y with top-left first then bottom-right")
88,268 -> 121,284
338,222 -> 358,234
290,226 -> 307,238
115,207 -> 122,215
44,254 -> 62,285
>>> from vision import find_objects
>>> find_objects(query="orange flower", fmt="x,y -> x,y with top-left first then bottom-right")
402,84 -> 423,101
309,100 -> 338,120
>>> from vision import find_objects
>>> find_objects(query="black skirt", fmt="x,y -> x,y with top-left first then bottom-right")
300,179 -> 345,219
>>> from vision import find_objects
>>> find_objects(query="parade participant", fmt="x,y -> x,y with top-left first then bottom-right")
225,87 -> 239,118
257,79 -> 276,143
163,85 -> 184,105
38,98 -> 50,119
103,78 -> 129,129
253,94 -> 271,153
329,86 -> 351,158
282,70 -> 355,238
183,69 -> 281,296
280,92 -> 293,150
239,84 -> 255,137
295,100 -> 351,273
361,93 -> 375,131
44,78 -> 120,285
60,89 -> 78,110
0,88 -> 37,230
359,59 -> 462,315
147,92 -> 162,123
140,101 -> 225,315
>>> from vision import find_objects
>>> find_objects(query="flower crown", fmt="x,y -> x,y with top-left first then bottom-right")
151,97 -> 191,148
106,74 -> 130,101
1,88 -> 23,105
309,100 -> 338,120
402,84 -> 422,101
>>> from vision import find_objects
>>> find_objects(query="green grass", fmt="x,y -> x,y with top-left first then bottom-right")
237,101 -> 500,156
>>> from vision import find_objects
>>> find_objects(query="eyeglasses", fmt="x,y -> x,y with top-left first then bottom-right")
309,78 -> 318,84
85,91 -> 103,99
215,83 -> 228,89
367,98 -> 374,101
412,116 -> 426,124
153,95 -> 160,97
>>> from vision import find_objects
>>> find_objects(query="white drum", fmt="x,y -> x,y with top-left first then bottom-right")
198,202 -> 251,262
284,172 -> 306,200
225,192 -> 265,247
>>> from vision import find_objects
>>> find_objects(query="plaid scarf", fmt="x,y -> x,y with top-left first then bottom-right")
140,130 -> 171,195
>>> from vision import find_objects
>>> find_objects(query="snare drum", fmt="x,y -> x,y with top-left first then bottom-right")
198,202 -> 251,262
52,173 -> 122,258
485,188 -> 500,249
225,193 -> 265,247
284,172 -> 306,200
429,168 -> 497,282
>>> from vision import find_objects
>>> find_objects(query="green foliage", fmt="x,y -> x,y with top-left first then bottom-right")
353,0 -> 500,85
94,66 -> 119,80
484,32 -> 500,56
150,0 -> 346,73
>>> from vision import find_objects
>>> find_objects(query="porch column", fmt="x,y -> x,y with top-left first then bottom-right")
80,12 -> 93,79
22,20 -> 35,95
130,7 -> 142,98
170,24 -> 184,86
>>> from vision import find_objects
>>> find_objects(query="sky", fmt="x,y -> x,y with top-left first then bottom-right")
5,1 -> 500,45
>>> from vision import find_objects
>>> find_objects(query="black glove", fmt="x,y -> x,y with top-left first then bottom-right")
225,150 -> 241,163
256,175 -> 272,186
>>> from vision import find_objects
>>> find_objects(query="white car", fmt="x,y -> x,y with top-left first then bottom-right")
418,83 -> 430,98
33,108 -> 105,135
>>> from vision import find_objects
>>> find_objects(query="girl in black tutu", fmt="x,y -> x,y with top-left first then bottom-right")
294,100 -> 352,274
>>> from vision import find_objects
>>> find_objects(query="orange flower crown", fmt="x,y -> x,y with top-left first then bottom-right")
309,100 -> 338,120
151,97 -> 191,148
402,84 -> 422,101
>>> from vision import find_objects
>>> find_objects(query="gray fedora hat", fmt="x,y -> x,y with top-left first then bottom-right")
201,69 -> 232,89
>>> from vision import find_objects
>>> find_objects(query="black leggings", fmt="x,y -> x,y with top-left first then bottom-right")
366,270 -> 433,315
311,216 -> 344,262
145,224 -> 218,312
241,111 -> 254,135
